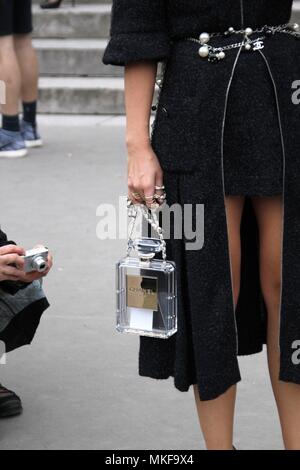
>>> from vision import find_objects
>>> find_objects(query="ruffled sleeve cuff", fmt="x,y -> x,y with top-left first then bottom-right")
102,31 -> 171,66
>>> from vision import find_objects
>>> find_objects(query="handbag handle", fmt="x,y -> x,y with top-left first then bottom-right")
126,199 -> 167,262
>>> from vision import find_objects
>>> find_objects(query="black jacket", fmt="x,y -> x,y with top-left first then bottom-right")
102,1 -> 300,401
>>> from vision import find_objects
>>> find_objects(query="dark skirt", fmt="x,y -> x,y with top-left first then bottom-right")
139,48 -> 284,397
223,47 -> 283,196
140,170 -> 267,398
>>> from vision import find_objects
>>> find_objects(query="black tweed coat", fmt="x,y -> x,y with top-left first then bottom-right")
103,0 -> 300,400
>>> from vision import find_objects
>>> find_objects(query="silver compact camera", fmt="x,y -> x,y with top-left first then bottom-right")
22,246 -> 49,273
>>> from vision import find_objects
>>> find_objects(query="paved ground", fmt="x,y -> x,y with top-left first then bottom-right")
0,116 -> 283,450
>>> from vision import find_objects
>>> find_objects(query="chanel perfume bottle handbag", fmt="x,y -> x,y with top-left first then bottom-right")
116,201 -> 177,339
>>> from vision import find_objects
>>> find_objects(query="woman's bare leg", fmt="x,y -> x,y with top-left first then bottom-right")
194,383 -> 237,450
13,34 -> 39,103
252,195 -> 300,450
194,195 -> 245,450
0,35 -> 21,116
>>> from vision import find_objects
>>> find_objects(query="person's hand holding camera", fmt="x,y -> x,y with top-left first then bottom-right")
0,244 -> 53,283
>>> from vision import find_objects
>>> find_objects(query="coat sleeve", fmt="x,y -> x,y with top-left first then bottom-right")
102,0 -> 171,66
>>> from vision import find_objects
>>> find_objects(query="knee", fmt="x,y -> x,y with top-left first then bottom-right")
261,272 -> 282,306
0,36 -> 15,59
13,34 -> 33,52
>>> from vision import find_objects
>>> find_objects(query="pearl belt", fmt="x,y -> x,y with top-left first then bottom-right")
183,22 -> 300,62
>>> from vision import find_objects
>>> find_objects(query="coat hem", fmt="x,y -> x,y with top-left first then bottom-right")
279,368 -> 300,386
237,344 -> 264,356
139,365 -> 242,401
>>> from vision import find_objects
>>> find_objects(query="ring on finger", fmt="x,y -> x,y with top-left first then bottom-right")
131,192 -> 143,199
154,192 -> 166,201
155,185 -> 165,190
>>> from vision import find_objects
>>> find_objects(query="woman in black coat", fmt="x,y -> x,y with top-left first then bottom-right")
103,0 -> 300,449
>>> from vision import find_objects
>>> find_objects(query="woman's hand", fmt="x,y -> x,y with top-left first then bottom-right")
0,244 -> 53,283
127,140 -> 165,208
124,62 -> 165,208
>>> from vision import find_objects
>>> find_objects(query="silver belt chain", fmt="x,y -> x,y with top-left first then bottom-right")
183,22 -> 300,62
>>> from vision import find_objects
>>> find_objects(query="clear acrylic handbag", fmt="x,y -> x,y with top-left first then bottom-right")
116,200 -> 177,339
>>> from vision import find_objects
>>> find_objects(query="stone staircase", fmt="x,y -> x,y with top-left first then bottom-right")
33,0 -> 124,114
32,0 -> 300,115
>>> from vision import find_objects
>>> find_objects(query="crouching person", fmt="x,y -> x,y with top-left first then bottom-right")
0,228 -> 52,418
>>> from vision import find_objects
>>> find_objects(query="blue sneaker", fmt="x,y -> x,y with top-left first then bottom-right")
21,120 -> 43,148
0,128 -> 28,158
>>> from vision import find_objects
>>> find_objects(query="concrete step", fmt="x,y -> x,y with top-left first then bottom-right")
33,4 -> 111,39
34,38 -> 122,76
38,77 -> 160,114
38,77 -> 125,114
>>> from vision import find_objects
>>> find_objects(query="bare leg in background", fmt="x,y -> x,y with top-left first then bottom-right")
0,35 -> 21,116
13,34 -> 38,104
252,195 -> 300,450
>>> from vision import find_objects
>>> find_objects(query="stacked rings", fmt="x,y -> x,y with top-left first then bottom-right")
130,185 -> 166,205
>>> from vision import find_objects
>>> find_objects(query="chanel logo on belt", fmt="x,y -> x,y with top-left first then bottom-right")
184,23 -> 300,63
